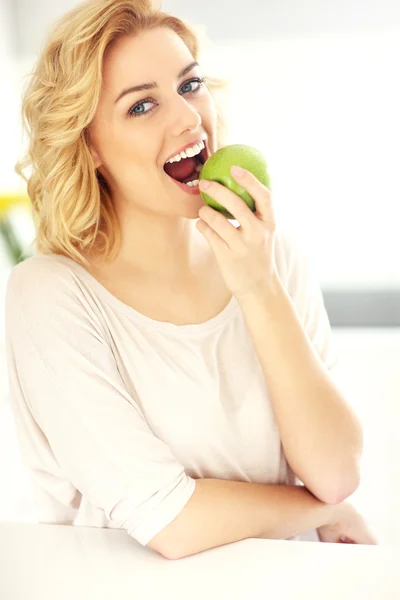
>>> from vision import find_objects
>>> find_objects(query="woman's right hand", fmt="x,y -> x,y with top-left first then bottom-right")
317,501 -> 379,545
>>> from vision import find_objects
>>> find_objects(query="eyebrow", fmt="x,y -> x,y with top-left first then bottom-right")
114,60 -> 200,105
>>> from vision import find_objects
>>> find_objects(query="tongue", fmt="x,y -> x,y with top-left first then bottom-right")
164,156 -> 196,182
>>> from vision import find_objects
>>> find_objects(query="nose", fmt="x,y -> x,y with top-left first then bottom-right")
168,93 -> 202,135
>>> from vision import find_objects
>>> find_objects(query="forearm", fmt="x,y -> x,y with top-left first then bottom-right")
148,478 -> 340,559
236,279 -> 363,504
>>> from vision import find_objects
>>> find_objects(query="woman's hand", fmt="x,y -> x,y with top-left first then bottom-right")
317,501 -> 379,545
197,167 -> 279,301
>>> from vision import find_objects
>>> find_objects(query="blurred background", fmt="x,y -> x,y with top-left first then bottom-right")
0,0 -> 399,546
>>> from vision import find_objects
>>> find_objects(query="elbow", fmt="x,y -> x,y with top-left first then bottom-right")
152,546 -> 181,561
147,531 -> 195,561
301,454 -> 362,505
314,468 -> 361,505
150,542 -> 187,561
317,484 -> 358,506
146,529 -> 187,561
146,536 -> 180,561
155,535 -> 194,560
147,541 -> 175,560
161,548 -> 185,561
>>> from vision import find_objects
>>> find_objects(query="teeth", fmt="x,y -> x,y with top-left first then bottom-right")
185,179 -> 199,187
166,140 -> 205,164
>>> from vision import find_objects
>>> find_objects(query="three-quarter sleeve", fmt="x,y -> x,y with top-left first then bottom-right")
285,236 -> 353,401
5,259 -> 196,547
280,234 -> 341,375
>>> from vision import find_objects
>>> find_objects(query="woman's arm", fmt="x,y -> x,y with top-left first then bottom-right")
236,277 -> 363,505
5,259 -> 197,551
149,479 -> 342,559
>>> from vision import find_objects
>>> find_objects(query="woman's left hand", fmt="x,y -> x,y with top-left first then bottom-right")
197,166 -> 280,301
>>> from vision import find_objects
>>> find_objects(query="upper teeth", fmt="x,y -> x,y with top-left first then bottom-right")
166,140 -> 205,163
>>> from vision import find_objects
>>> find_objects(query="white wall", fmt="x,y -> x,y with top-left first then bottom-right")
213,32 -> 400,288
12,0 -> 400,55
161,0 -> 400,40
2,0 -> 400,288
0,0 -> 21,192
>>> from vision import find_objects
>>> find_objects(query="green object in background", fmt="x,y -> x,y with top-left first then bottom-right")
0,217 -> 27,264
0,193 -> 33,265
198,143 -> 272,219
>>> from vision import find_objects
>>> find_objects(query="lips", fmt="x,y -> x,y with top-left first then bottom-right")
164,156 -> 197,181
164,138 -> 207,165
163,144 -> 209,182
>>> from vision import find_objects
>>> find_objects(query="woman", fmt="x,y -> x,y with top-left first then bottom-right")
6,0 -> 377,559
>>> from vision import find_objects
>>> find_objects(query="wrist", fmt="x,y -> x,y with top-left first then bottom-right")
234,273 -> 284,306
326,500 -> 351,526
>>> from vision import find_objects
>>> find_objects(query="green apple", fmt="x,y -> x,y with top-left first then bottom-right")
199,144 -> 271,219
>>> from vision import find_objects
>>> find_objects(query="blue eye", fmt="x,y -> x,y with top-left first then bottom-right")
127,76 -> 206,118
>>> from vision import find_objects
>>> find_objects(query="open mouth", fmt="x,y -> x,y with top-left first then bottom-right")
163,143 -> 210,186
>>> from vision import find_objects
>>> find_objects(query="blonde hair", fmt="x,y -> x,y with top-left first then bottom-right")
15,0 -> 231,267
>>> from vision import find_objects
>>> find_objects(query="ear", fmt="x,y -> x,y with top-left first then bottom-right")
85,129 -> 102,170
90,149 -> 102,170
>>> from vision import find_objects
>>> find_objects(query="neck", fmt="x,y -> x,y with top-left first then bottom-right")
87,208 -> 210,283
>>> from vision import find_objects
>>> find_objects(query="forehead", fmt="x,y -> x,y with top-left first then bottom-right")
102,27 -> 193,92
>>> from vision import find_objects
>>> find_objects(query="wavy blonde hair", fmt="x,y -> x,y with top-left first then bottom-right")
15,0 -> 231,267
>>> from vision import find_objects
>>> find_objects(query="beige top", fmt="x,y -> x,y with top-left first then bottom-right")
5,232 -> 341,546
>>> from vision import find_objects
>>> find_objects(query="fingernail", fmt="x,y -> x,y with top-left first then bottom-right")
231,165 -> 245,177
200,180 -> 211,190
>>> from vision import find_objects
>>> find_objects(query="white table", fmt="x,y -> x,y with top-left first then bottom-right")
0,522 -> 398,600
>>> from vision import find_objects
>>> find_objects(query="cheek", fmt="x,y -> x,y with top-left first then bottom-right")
202,94 -> 219,137
204,92 -> 218,120
115,133 -> 154,168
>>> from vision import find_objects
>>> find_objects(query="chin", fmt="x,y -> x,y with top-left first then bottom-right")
180,195 -> 206,218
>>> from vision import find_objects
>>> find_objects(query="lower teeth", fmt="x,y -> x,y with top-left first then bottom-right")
185,179 -> 199,187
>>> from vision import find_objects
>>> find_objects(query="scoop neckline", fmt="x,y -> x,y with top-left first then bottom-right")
51,254 -> 240,335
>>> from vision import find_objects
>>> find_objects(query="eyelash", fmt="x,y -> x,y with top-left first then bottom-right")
127,76 -> 206,118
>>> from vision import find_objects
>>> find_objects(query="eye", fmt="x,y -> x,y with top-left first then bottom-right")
127,76 -> 206,118
179,77 -> 205,95
128,100 -> 154,118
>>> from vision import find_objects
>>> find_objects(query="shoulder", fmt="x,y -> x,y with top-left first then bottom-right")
274,230 -> 314,286
7,252 -> 79,288
5,254 -> 92,324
